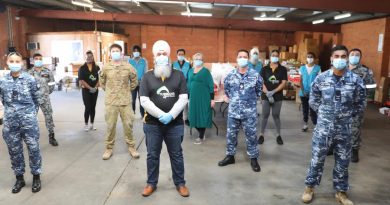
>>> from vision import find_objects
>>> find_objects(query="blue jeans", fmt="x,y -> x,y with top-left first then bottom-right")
143,124 -> 185,188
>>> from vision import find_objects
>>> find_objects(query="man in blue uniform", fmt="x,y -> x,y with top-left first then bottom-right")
129,45 -> 148,117
29,53 -> 58,146
348,48 -> 376,163
302,45 -> 366,205
218,49 -> 263,172
1,52 -> 42,193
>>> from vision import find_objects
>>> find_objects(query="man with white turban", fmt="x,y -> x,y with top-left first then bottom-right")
139,40 -> 190,197
248,47 -> 263,73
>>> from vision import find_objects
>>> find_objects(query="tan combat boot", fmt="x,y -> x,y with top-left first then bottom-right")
335,192 -> 354,205
302,186 -> 314,203
102,149 -> 113,160
129,147 -> 140,159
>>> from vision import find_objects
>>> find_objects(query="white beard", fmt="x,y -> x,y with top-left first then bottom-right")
154,65 -> 172,78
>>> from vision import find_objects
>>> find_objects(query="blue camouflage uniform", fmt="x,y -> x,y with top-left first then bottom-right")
0,72 -> 42,176
28,67 -> 55,134
305,68 -> 366,191
224,68 -> 262,159
350,64 -> 376,149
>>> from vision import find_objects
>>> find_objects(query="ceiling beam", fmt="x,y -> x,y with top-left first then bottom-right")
139,2 -> 159,15
166,0 -> 390,13
225,5 -> 240,18
19,9 -> 341,33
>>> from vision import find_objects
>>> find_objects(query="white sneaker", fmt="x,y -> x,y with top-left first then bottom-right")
89,125 -> 97,131
194,138 -> 203,145
302,123 -> 308,132
84,125 -> 89,132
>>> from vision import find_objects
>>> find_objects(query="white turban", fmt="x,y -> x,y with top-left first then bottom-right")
152,40 -> 171,57
250,47 -> 259,56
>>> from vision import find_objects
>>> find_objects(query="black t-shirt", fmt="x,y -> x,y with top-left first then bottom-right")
78,63 -> 100,89
140,69 -> 188,126
261,64 -> 288,101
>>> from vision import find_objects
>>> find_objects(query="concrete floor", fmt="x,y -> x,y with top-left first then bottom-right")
0,89 -> 389,205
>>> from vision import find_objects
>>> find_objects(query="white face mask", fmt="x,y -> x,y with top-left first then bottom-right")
307,58 -> 314,64
155,55 -> 169,66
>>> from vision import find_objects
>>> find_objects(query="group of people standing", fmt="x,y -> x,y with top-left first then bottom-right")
0,39 -> 375,205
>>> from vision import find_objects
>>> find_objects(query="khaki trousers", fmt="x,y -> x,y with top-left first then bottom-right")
105,104 -> 135,149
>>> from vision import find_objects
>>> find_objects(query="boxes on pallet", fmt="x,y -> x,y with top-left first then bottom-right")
280,52 -> 297,60
374,77 -> 389,104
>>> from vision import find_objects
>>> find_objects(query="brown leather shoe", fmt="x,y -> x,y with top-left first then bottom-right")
142,185 -> 156,197
176,185 -> 190,197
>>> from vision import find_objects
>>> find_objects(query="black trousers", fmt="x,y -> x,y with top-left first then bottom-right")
82,89 -> 98,124
131,85 -> 145,117
300,96 -> 317,125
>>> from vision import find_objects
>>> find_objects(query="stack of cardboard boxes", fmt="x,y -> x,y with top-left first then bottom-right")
297,38 -> 320,64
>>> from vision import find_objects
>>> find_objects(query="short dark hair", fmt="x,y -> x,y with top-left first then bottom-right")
350,48 -> 362,56
237,49 -> 249,56
110,44 -> 122,52
307,52 -> 316,58
86,50 -> 93,55
271,49 -> 280,55
33,53 -> 42,58
132,45 -> 141,52
331,45 -> 348,55
177,49 -> 185,54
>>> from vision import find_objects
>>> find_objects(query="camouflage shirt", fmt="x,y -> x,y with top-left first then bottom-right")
224,68 -> 263,119
350,64 -> 376,95
28,67 -> 55,100
0,72 -> 39,119
309,68 -> 366,124
100,61 -> 138,106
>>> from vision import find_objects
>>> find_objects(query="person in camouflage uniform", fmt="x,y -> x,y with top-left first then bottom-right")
218,49 -> 263,172
29,53 -> 58,146
302,45 -> 366,205
348,48 -> 376,163
1,52 -> 42,193
100,44 -> 140,160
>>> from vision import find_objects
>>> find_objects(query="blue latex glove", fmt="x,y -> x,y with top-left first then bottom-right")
266,90 -> 275,98
268,96 -> 275,104
159,113 -> 173,125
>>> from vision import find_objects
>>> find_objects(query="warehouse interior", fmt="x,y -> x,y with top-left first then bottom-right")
0,0 -> 389,205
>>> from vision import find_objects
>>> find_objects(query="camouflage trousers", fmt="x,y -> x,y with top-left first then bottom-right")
2,116 -> 42,176
351,115 -> 363,149
39,97 -> 55,134
305,121 -> 352,192
226,117 -> 259,159
104,104 -> 136,149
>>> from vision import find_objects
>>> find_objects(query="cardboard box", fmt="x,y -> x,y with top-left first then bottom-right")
374,77 -> 390,103
293,44 -> 298,53
259,51 -> 267,61
280,46 -> 287,52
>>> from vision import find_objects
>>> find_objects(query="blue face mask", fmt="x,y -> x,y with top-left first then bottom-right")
237,58 -> 248,68
349,55 -> 360,65
133,52 -> 140,58
155,55 -> 169,66
8,63 -> 22,72
34,60 -> 43,67
111,52 -> 121,61
178,56 -> 185,61
332,58 -> 347,70
270,57 -> 279,63
193,60 -> 203,67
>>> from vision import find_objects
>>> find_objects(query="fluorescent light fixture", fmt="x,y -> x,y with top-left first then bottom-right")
260,12 -> 266,18
253,17 -> 285,21
255,7 -> 278,12
334,13 -> 351,20
312,11 -> 322,15
213,3 -> 236,7
181,12 -> 212,17
71,0 -> 93,8
91,8 -> 104,13
137,0 -> 185,4
188,3 -> 213,9
312,19 -> 324,24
